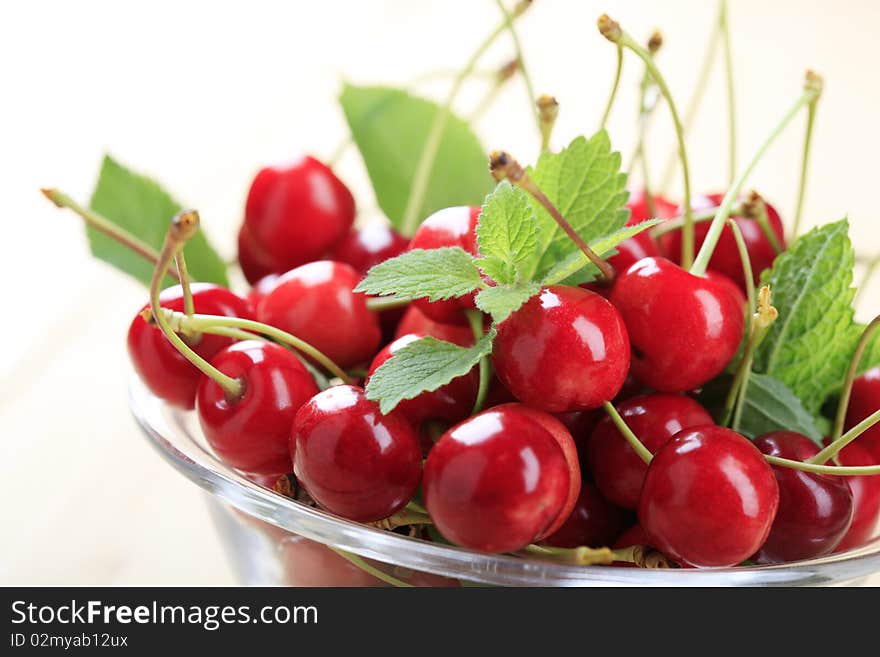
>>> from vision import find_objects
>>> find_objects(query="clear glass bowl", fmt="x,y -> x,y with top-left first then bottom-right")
129,374 -> 880,586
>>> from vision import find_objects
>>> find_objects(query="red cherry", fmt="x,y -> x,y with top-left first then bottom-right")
613,523 -> 652,550
245,273 -> 280,310
393,305 -> 474,346
197,340 -> 320,475
493,285 -> 630,412
541,482 -> 628,549
659,192 -> 786,291
237,223 -> 289,285
242,156 -> 355,274
408,206 -> 480,325
257,261 -> 381,368
609,257 -> 744,392
127,284 -> 254,409
330,223 -> 409,275
292,385 -> 422,522
823,441 -> 880,552
423,405 -> 570,552
608,190 -> 678,273
638,425 -> 779,567
844,367 -> 880,459
753,431 -> 853,563
587,394 -> 715,509
367,333 -> 478,428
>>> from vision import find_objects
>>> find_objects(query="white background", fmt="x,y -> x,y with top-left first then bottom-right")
2,0 -> 879,584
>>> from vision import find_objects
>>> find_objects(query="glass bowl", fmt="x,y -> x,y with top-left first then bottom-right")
129,374 -> 880,586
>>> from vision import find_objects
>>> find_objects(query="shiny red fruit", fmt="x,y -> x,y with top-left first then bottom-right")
423,405 -> 570,552
845,367 -> 880,459
393,305 -> 474,346
197,341 -> 320,475
243,156 -> 355,274
246,274 -> 280,310
330,223 -> 409,275
292,385 -> 422,522
753,431 -> 853,563
257,261 -> 381,368
541,482 -> 628,549
587,394 -> 714,509
608,190 -> 678,273
638,426 -> 779,567
609,257 -> 744,392
493,285 -> 630,412
237,223 -> 289,285
127,284 -> 254,409
825,441 -> 880,552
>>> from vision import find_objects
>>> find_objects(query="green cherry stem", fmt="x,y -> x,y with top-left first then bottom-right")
602,401 -> 653,464
326,547 -> 414,588
599,15 -> 694,268
365,295 -> 412,312
829,315 -> 880,445
720,0 -> 737,185
599,44 -> 623,130
811,407 -> 880,466
766,454 -> 880,476
727,219 -> 756,324
523,543 -> 673,568
175,250 -> 195,317
854,255 -> 880,307
690,71 -> 823,278
627,30 -> 663,185
537,95 -> 559,153
792,87 -> 821,237
494,0 -> 541,134
467,310 -> 491,415
400,1 -> 532,236
649,201 -> 745,239
468,58 -> 521,122
743,192 -> 783,254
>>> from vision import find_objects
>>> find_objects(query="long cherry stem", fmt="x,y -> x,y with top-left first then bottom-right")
537,95 -> 559,153
327,548 -> 413,588
175,251 -> 195,317
811,408 -> 880,466
599,44 -> 623,130
467,310 -> 491,415
494,0 -> 540,134
744,192 -> 783,254
690,71 -> 823,277
602,401 -> 653,464
468,58 -> 521,122
649,202 -> 744,239
792,94 -> 819,237
829,316 -> 880,445
766,454 -> 880,476
720,0 -> 737,185
855,255 -> 880,307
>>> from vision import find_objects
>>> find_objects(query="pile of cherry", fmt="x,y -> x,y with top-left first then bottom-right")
128,155 -> 880,570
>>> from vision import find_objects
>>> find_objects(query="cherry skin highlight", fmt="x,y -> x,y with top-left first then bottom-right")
844,366 -> 880,459
127,283 -> 254,410
493,285 -> 630,412
257,260 -> 381,368
541,482 -> 628,549
638,425 -> 779,567
245,274 -> 280,312
330,223 -> 409,275
423,405 -> 570,553
197,340 -> 320,475
587,394 -> 714,509
292,385 -> 422,522
609,257 -> 745,392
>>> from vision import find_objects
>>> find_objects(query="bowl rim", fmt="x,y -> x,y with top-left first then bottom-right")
129,373 -> 880,586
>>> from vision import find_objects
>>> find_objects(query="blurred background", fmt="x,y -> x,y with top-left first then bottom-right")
2,0 -> 879,584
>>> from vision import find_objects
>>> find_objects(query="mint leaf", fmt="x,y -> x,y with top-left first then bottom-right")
525,131 -> 629,280
339,85 -> 493,232
88,155 -> 229,287
355,247 -> 482,301
476,182 -> 540,285
753,220 -> 855,414
475,282 -> 541,323
734,373 -> 822,442
366,331 -> 494,414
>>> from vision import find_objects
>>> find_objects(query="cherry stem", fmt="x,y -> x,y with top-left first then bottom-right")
400,1 -> 531,236
728,218 -> 757,323
468,57 -> 521,122
537,95 -> 559,153
326,547 -> 414,588
767,452 -> 880,476
489,151 -> 615,284
406,500 -> 428,515
599,15 -> 694,268
828,315 -> 880,446
720,0 -> 737,185
598,44 -> 623,130
41,188 -> 180,282
523,543 -> 672,568
370,509 -> 433,531
792,95 -> 819,237
812,407 -> 880,466
649,201 -> 745,239
365,295 -> 411,312
602,401 -> 653,464
855,255 -> 880,307
467,310 -> 491,415
690,71 -> 823,278
494,0 -> 541,135
174,251 -> 195,317
743,192 -> 783,254
149,212 -> 243,401
627,30 -> 663,200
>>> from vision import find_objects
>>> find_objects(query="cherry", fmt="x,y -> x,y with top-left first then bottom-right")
393,305 -> 474,347
423,405 -> 571,553
237,223 -> 289,285
753,431 -> 853,563
127,283 -> 254,409
587,394 -> 715,509
493,285 -> 630,412
607,190 -> 678,273
245,273 -> 280,311
609,257 -> 745,392
292,385 -> 422,522
407,206 -> 480,325
824,440 -> 880,552
706,270 -> 748,311
367,333 -> 478,428
844,367 -> 880,459
638,425 -> 779,567
257,260 -> 381,368
242,156 -> 355,275
659,192 -> 786,291
613,524 -> 652,550
541,482 -> 628,549
330,223 -> 409,275
197,340 -> 320,475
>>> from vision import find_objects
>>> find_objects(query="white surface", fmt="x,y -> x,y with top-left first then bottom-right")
1,0 -> 879,584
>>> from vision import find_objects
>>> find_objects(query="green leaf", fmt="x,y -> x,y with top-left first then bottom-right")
339,84 -> 494,232
475,282 -> 541,323
475,182 -> 540,285
355,247 -> 482,301
366,331 -> 495,414
753,220 -> 855,414
88,155 -> 229,287
525,131 -> 630,280
734,373 -> 823,442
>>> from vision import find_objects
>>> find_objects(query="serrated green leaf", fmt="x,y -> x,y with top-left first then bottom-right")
475,282 -> 541,323
355,247 -> 482,301
525,131 -> 630,280
475,182 -> 540,285
753,220 -> 855,414
88,155 -> 229,287
734,373 -> 822,442
366,331 -> 495,414
339,84 -> 493,232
